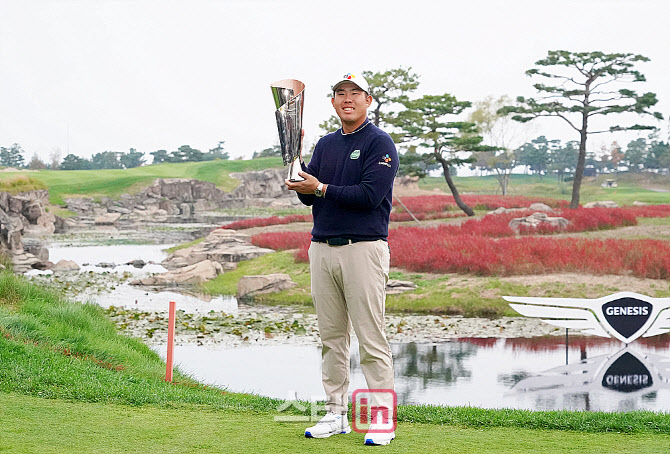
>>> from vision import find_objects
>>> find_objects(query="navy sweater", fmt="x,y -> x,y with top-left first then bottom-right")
297,120 -> 399,241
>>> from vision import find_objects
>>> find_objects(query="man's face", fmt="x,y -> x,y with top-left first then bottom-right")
331,83 -> 372,127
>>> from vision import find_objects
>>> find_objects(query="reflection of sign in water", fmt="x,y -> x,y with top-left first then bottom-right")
601,351 -> 652,393
513,348 -> 670,395
504,292 -> 670,343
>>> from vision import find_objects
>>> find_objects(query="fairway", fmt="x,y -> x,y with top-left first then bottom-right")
2,392 -> 669,454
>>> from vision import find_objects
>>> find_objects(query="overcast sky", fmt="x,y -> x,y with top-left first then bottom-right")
1,0 -> 668,164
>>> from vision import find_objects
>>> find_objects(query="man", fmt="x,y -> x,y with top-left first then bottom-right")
285,71 -> 398,446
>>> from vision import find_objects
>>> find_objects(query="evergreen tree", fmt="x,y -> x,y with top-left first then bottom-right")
501,50 -> 663,208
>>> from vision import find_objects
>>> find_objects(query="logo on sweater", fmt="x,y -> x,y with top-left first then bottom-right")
350,150 -> 360,159
378,154 -> 392,168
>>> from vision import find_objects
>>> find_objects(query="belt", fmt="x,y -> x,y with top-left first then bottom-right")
314,238 -> 369,246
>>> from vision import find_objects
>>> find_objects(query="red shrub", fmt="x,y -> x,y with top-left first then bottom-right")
221,214 -> 312,230
251,231 -> 311,251
387,227 -> 670,279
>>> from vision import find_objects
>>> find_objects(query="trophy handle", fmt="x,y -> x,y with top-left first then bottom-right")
287,156 -> 305,182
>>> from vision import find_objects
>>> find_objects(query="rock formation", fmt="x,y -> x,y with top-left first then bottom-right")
236,273 -> 297,299
131,228 -> 274,287
509,212 -> 570,232
0,190 -> 60,273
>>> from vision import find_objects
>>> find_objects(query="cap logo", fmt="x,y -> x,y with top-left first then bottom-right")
343,73 -> 355,79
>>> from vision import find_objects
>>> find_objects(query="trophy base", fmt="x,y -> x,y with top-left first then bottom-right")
288,160 -> 305,182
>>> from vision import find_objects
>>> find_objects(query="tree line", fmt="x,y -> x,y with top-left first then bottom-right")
0,142 -> 229,171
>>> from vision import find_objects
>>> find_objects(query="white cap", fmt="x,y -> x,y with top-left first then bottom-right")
332,71 -> 370,94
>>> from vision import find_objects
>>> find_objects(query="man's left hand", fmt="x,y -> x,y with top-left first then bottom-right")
285,171 -> 320,194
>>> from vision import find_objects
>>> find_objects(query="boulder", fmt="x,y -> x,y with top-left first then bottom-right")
386,279 -> 417,295
131,260 -> 223,286
509,212 -> 570,232
96,262 -> 116,268
488,207 -> 527,215
126,259 -> 146,268
94,212 -> 122,225
52,259 -> 80,272
23,238 -> 49,262
11,252 -> 42,273
584,201 -> 618,208
237,273 -> 296,298
528,203 -> 553,212
161,228 -> 271,270
633,201 -> 650,206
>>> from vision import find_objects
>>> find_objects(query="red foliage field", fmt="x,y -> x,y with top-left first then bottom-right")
249,202 -> 670,280
385,229 -> 670,279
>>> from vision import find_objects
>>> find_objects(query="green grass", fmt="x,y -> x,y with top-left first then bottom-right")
4,393 -> 670,454
419,173 -> 670,205
0,158 -> 283,206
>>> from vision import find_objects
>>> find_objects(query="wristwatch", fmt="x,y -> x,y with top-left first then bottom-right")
314,183 -> 325,197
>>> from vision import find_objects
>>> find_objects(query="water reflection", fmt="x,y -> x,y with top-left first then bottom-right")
162,334 -> 670,412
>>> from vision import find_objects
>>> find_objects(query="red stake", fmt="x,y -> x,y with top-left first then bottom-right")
165,300 -> 176,382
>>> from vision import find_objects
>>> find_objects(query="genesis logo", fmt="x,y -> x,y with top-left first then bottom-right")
504,292 -> 670,344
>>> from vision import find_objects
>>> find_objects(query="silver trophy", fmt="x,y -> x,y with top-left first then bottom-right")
271,79 -> 305,182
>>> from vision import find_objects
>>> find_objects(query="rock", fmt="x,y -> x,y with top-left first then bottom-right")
386,279 -> 417,294
64,197 -> 97,214
23,202 -> 44,223
131,260 -> 223,286
54,216 -> 73,233
32,261 -> 54,271
94,212 -> 122,225
96,262 -> 116,268
126,259 -> 146,268
237,273 -> 296,298
488,207 -> 527,215
633,201 -> 650,206
52,259 -> 80,272
528,203 -> 553,212
23,238 -> 49,262
509,212 -> 570,232
11,252 -> 42,273
179,203 -> 193,219
161,228 -> 271,270
584,201 -> 618,208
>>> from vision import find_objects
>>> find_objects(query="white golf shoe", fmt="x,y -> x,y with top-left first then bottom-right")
364,412 -> 396,446
304,411 -> 351,438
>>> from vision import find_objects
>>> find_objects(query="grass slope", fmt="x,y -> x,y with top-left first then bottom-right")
0,158 -> 282,205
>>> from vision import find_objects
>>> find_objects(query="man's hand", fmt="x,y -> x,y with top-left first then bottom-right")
286,171 -> 320,194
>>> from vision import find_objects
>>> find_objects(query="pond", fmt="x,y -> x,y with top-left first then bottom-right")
42,240 -> 670,413
155,335 -> 670,412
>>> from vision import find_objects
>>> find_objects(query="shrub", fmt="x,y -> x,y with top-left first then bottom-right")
251,232 -> 311,251
221,214 -> 312,230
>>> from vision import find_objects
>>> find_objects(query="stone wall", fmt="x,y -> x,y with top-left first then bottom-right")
64,168 -> 302,224
0,189 -> 58,272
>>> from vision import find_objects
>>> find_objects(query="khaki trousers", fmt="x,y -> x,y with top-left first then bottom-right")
309,240 -> 394,415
